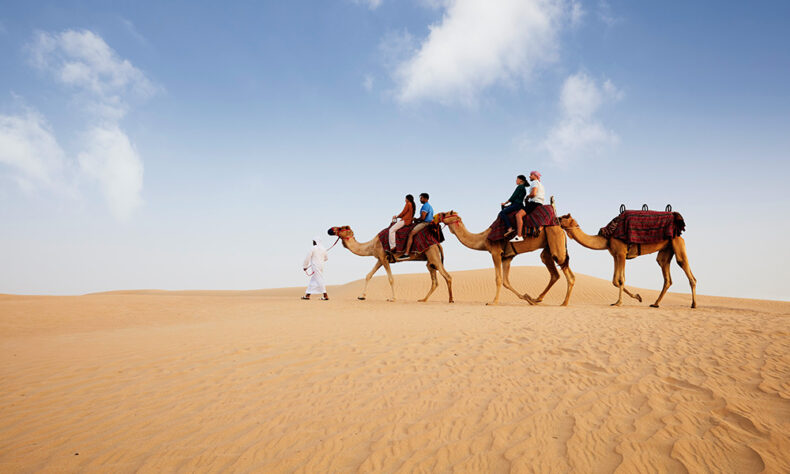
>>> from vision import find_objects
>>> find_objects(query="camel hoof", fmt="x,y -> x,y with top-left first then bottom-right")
357,297 -> 366,301
650,304 -> 659,308
486,302 -> 498,306
417,299 -> 427,303
691,303 -> 697,309
610,302 -> 622,307
387,298 -> 395,302
635,294 -> 643,303
448,300 -> 454,303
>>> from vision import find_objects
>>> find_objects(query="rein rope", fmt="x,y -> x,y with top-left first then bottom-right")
327,236 -> 341,250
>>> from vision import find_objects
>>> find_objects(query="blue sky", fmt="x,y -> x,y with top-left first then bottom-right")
1,1 -> 789,300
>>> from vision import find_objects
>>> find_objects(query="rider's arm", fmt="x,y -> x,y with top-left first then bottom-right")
394,202 -> 409,219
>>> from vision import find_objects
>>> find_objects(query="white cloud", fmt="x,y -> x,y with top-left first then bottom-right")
120,18 -> 148,45
78,125 -> 144,220
418,0 -> 452,9
352,0 -> 382,10
0,108 -> 66,191
570,1 -> 585,27
597,0 -> 622,27
1,29 -> 156,219
541,72 -> 622,164
363,74 -> 374,91
29,29 -> 157,119
391,0 -> 575,106
378,29 -> 416,71
30,29 -> 156,97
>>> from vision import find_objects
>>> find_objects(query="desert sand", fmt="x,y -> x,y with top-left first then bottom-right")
1,266 -> 789,473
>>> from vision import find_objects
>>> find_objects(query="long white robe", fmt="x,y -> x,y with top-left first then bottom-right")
303,239 -> 328,294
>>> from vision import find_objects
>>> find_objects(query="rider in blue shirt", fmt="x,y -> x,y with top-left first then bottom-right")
419,199 -> 434,223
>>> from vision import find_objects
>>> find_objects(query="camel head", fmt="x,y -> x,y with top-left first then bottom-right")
433,211 -> 461,227
558,214 -> 578,229
327,226 -> 354,240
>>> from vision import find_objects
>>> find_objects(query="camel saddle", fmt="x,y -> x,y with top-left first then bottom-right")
598,210 -> 685,245
488,204 -> 559,241
377,222 -> 445,254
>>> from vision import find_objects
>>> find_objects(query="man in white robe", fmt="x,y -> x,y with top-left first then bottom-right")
302,237 -> 329,300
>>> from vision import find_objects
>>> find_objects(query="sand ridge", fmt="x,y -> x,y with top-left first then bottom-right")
1,267 -> 789,472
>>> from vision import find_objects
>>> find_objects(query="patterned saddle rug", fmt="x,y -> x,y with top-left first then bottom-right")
488,204 -> 559,241
598,210 -> 686,244
378,222 -> 445,254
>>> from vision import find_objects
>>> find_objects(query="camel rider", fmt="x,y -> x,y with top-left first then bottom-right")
388,194 -> 416,253
398,193 -> 434,259
511,171 -> 546,242
499,175 -> 527,238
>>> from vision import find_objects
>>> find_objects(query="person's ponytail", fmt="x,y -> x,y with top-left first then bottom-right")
406,194 -> 416,219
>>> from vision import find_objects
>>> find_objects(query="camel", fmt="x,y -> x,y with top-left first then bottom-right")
326,226 -> 453,303
432,211 -> 574,306
557,214 -> 697,308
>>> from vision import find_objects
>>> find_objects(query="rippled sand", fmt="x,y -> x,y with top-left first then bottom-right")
1,267 -> 788,472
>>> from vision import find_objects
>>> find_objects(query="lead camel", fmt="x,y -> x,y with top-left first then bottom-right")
327,226 -> 453,303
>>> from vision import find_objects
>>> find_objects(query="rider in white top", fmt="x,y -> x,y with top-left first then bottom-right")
527,176 -> 545,204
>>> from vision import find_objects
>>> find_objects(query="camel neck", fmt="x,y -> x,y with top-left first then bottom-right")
342,235 -> 377,257
565,225 -> 609,250
448,220 -> 490,251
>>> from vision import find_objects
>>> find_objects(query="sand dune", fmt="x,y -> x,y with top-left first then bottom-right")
1,266 -> 789,472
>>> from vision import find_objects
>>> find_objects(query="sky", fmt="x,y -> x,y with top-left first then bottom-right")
1,0 -> 789,300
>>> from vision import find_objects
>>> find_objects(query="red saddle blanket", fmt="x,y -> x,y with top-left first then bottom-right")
378,222 -> 445,254
488,204 -> 559,241
598,210 -> 686,244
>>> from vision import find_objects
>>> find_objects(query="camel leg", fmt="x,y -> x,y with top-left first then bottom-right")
611,259 -> 642,305
672,237 -> 697,308
382,260 -> 396,302
559,259 -> 575,307
611,254 -> 627,306
500,256 -> 535,304
358,260 -> 382,300
419,262 -> 439,302
623,287 -> 643,303
651,247 -> 674,308
487,251 -> 504,305
434,259 -> 454,303
534,248 -> 559,303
